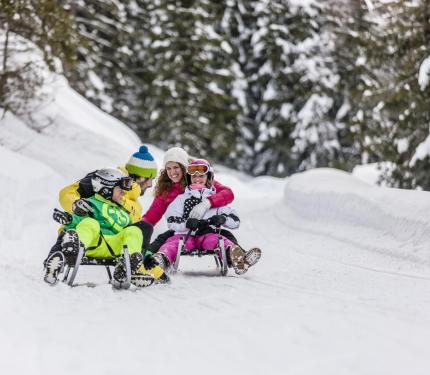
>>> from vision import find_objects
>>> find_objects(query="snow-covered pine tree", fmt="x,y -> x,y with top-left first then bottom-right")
365,0 -> 430,189
136,0 -> 239,162
288,1 -> 342,173
221,0 -> 338,176
66,0 -> 138,115
0,0 -> 78,118
322,0 -> 384,172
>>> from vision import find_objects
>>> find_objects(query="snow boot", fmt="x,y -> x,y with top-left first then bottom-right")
139,252 -> 170,283
244,247 -> 262,268
228,245 -> 248,275
61,229 -> 83,255
44,251 -> 65,285
131,270 -> 155,287
130,253 -> 155,288
113,257 -> 127,283
152,252 -> 169,272
137,263 -> 170,284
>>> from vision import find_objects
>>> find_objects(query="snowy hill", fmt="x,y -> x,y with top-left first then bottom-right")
2,60 -> 430,375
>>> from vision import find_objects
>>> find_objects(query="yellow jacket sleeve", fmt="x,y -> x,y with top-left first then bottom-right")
59,182 -> 81,213
120,182 -> 142,223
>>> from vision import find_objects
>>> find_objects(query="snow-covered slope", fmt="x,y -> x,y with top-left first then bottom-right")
285,168 -> 430,265
2,42 -> 430,375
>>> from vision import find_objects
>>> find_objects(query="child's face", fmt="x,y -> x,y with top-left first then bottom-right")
112,186 -> 124,204
191,173 -> 208,186
165,162 -> 183,183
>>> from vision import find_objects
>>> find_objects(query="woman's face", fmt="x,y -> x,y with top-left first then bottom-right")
165,162 -> 183,183
190,173 -> 208,186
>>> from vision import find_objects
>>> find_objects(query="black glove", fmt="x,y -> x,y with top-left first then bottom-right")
72,199 -> 93,216
208,215 -> 227,226
52,209 -> 72,225
197,219 -> 209,230
186,218 -> 200,230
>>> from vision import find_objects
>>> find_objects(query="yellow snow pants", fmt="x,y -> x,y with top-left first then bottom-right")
75,217 -> 142,258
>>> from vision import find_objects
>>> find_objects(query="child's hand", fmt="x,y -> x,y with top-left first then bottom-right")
53,208 -> 72,224
208,215 -> 227,226
186,218 -> 200,230
72,199 -> 93,216
112,186 -> 124,204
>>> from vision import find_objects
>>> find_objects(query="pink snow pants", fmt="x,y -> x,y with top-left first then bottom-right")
158,233 -> 234,265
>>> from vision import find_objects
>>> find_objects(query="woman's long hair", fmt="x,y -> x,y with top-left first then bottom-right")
154,164 -> 187,197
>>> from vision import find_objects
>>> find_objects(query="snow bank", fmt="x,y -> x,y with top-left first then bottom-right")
0,145 -> 61,248
284,168 -> 430,264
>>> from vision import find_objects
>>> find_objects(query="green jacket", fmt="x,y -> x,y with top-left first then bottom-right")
65,194 -> 132,235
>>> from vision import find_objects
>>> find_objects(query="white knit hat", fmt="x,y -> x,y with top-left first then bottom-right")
163,147 -> 190,168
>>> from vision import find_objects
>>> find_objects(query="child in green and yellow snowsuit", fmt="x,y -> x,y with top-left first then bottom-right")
44,168 -> 157,287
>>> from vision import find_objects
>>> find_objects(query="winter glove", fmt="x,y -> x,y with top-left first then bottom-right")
208,215 -> 227,227
52,208 -> 72,225
188,199 -> 211,219
197,219 -> 209,230
186,218 -> 200,231
72,199 -> 93,216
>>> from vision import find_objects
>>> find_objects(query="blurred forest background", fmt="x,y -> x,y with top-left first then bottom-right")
1,0 -> 430,188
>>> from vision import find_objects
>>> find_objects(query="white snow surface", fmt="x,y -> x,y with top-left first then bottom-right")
2,53 -> 430,375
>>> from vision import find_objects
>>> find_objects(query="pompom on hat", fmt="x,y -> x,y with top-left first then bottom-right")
125,145 -> 158,178
163,147 -> 190,168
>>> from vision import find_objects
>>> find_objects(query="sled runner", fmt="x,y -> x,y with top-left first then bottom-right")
172,230 -> 229,276
45,244 -> 133,289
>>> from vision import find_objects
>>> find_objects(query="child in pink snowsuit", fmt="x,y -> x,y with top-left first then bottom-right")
156,159 -> 240,267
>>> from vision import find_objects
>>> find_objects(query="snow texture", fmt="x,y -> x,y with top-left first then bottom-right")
2,29 -> 430,375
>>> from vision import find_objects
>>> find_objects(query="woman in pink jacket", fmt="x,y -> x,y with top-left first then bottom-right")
140,147 -> 238,256
142,147 -> 235,226
151,158 -> 261,275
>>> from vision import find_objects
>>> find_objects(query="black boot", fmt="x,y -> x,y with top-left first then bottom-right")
44,251 -> 65,285
130,252 -> 154,287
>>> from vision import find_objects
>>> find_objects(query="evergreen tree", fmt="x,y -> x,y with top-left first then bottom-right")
323,0 -> 384,173
221,0 -> 339,176
0,0 -> 79,117
65,0 -> 137,114
357,0 -> 430,189
69,0 -> 240,163
135,0 -> 240,162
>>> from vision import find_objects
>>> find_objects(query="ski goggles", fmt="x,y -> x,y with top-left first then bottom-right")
117,177 -> 133,191
187,164 -> 210,176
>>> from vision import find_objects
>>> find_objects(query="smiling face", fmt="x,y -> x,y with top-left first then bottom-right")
165,162 -> 184,183
190,173 -> 208,186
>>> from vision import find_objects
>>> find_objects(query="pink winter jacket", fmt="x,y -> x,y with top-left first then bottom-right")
142,180 -> 234,226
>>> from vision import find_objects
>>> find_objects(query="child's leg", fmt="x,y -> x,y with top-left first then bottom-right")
196,234 -> 252,275
75,217 -> 101,249
195,233 -> 233,251
158,234 -> 193,266
120,226 -> 145,272
121,225 -> 144,256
